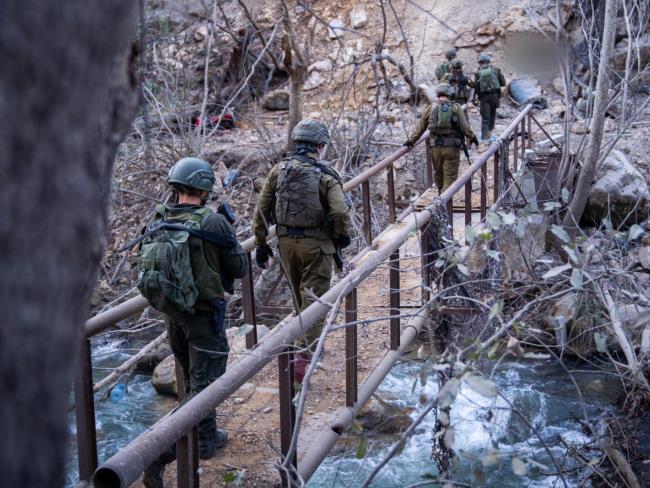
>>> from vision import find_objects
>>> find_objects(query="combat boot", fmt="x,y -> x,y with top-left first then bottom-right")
142,445 -> 176,488
198,428 -> 229,460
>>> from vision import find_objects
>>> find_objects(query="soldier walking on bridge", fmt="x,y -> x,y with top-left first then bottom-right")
139,157 -> 248,488
435,47 -> 458,81
443,59 -> 474,108
403,84 -> 479,193
472,53 -> 506,141
253,119 -> 352,383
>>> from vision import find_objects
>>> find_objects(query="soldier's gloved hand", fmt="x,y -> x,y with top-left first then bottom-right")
337,235 -> 352,249
255,244 -> 273,269
471,136 -> 480,147
402,140 -> 414,149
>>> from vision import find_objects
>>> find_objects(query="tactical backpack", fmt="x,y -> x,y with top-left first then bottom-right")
137,206 -> 234,314
428,102 -> 459,133
435,62 -> 449,81
275,158 -> 326,230
478,65 -> 500,92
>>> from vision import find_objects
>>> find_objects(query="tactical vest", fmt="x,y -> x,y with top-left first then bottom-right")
275,157 -> 330,239
478,65 -> 500,93
159,205 -> 226,301
448,75 -> 471,102
427,102 -> 461,147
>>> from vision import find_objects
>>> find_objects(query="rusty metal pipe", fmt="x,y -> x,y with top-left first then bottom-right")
297,305 -> 430,481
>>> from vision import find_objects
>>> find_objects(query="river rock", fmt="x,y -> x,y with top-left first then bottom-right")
350,7 -> 368,29
328,18 -> 345,39
356,395 -> 413,434
152,354 -> 177,397
305,70 -> 325,91
583,149 -> 650,227
262,88 -> 290,111
135,343 -> 173,374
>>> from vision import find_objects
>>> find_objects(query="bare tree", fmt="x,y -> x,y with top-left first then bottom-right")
562,0 -> 618,231
0,2 -> 139,486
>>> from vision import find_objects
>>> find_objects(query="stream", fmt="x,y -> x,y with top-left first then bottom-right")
66,340 -> 624,488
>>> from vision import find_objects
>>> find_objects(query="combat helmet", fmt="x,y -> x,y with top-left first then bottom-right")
167,157 -> 215,192
478,53 -> 491,64
292,118 -> 330,146
436,83 -> 454,97
444,48 -> 457,60
451,59 -> 464,69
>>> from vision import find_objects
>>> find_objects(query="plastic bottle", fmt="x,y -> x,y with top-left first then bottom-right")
110,383 -> 126,402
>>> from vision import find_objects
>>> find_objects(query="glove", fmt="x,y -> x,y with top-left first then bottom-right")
402,140 -> 414,149
337,235 -> 351,249
255,244 -> 273,269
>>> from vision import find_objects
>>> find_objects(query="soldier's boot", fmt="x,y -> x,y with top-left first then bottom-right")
198,428 -> 228,460
293,352 -> 311,384
143,445 -> 176,488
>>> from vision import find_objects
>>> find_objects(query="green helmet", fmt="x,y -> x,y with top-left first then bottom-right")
478,53 -> 491,64
436,84 -> 453,97
451,59 -> 464,69
444,48 -> 457,60
167,157 -> 215,192
292,118 -> 330,146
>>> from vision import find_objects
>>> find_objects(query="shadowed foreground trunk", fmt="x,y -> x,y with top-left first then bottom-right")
0,2 -> 139,486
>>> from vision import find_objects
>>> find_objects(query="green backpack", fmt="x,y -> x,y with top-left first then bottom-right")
435,62 -> 449,81
478,65 -> 500,92
137,206 -> 211,315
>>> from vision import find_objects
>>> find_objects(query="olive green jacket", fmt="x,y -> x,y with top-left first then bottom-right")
407,102 -> 476,146
253,152 -> 352,252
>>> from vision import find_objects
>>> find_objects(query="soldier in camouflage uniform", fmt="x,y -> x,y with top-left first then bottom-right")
403,84 -> 479,192
473,53 -> 506,141
435,48 -> 458,81
443,59 -> 474,107
143,158 -> 248,488
253,119 -> 352,383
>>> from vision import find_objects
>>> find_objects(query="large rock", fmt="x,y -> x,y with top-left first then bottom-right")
350,7 -> 368,29
152,354 -> 177,397
328,18 -> 345,39
135,343 -> 173,374
356,395 -> 413,434
262,89 -> 289,111
584,149 -> 650,227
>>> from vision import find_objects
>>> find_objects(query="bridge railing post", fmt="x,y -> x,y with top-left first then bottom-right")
425,145 -> 433,188
480,163 -> 487,220
386,163 -> 396,224
345,289 -> 358,407
242,252 -> 258,349
74,338 -> 98,483
389,250 -> 401,350
361,181 -> 372,246
278,349 -> 296,486
174,360 -> 199,488
464,177 -> 472,243
493,151 -> 499,203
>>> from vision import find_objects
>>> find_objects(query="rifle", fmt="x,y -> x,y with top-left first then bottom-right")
459,134 -> 472,165
333,246 -> 344,271
119,221 -> 238,252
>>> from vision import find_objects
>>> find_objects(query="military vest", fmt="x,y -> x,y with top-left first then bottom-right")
427,102 -> 462,147
478,65 -> 500,93
275,157 -> 329,238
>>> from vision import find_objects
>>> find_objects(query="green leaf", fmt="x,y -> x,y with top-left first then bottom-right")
351,420 -> 363,434
570,268 -> 583,289
463,373 -> 498,398
479,231 -> 493,240
561,187 -> 570,204
356,436 -> 368,459
224,469 -> 245,485
542,264 -> 571,280
629,224 -> 645,241
550,224 -> 571,243
512,457 -> 528,476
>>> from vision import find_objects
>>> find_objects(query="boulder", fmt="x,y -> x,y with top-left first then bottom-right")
152,354 -> 177,397
356,395 -> 413,434
135,343 -> 173,374
350,7 -> 368,29
304,70 -> 325,91
583,150 -> 650,227
262,88 -> 290,111
328,18 -> 345,39
308,59 -> 333,73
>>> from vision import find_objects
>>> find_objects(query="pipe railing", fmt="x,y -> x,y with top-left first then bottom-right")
87,104 -> 536,488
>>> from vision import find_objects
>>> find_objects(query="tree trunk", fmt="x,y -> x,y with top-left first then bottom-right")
0,2 -> 139,487
287,68 -> 306,151
562,0 -> 618,230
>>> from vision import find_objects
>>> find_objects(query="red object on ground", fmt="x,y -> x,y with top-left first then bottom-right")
293,353 -> 311,384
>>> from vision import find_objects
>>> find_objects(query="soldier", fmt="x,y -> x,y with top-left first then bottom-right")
473,53 -> 506,141
443,59 -> 474,107
435,48 -> 458,81
403,84 -> 479,193
253,119 -> 352,383
141,157 -> 248,488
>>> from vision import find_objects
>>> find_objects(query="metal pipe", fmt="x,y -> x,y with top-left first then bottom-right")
297,305 -> 430,482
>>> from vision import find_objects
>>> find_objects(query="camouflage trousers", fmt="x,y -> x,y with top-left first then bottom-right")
166,312 -> 229,449
278,236 -> 334,352
479,93 -> 500,139
430,146 -> 461,192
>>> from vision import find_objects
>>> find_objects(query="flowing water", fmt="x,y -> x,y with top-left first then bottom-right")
308,359 -> 623,488
66,339 -> 624,488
